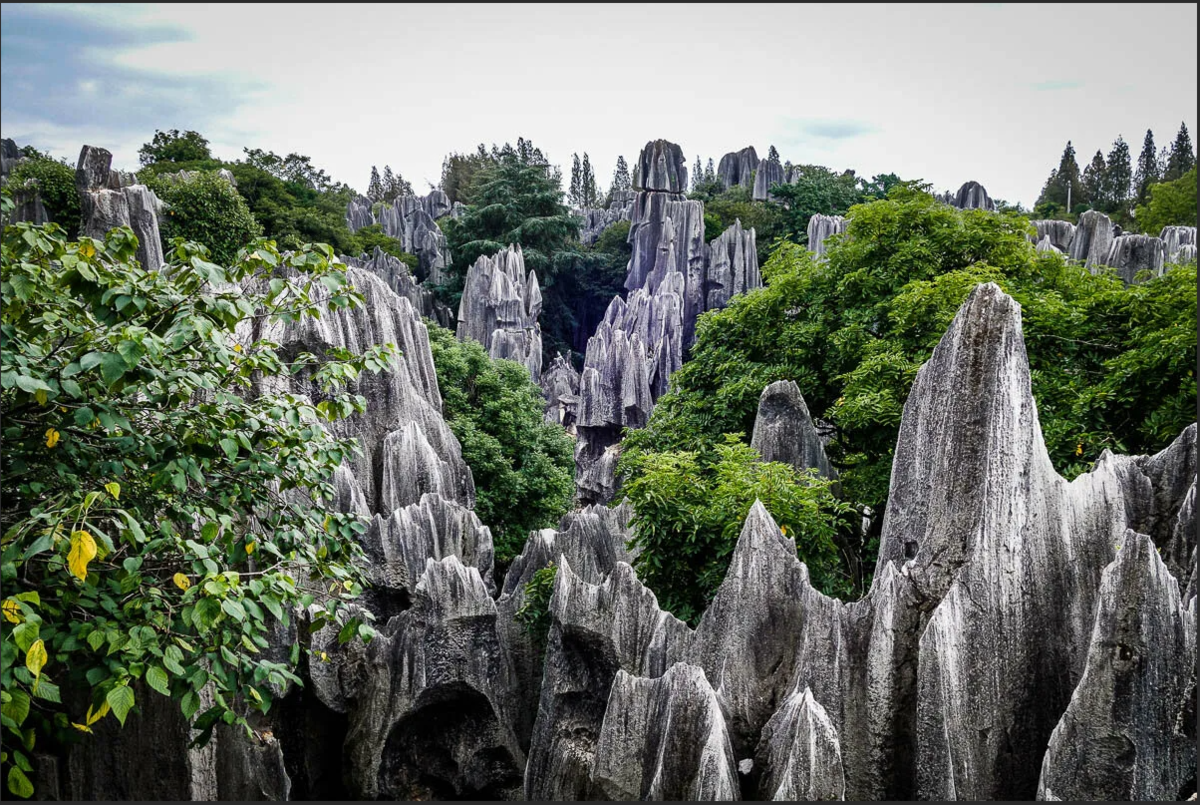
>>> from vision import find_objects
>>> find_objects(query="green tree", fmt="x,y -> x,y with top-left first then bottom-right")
366,166 -> 384,203
146,171 -> 263,265
1081,150 -> 1107,209
611,155 -> 632,197
697,183 -> 786,264
622,186 -> 1196,587
1134,129 -> 1160,207
440,145 -> 494,205
137,130 -> 212,167
6,154 -> 81,237
1100,135 -> 1133,221
1135,166 -> 1198,234
569,154 -> 582,207
0,196 -> 394,798
580,154 -> 598,208
1034,140 -> 1086,218
425,323 -> 574,564
768,165 -> 863,244
619,435 -> 855,624
380,166 -> 412,203
1163,122 -> 1196,181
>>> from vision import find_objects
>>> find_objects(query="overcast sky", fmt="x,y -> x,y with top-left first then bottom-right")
2,3 -> 1196,207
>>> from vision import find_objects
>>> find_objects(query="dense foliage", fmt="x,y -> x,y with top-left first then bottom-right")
621,186 -> 1197,601
514,563 -> 557,651
0,198 -> 392,798
137,129 -> 212,166
6,152 -> 81,237
147,171 -> 263,265
620,436 -> 855,624
425,324 -> 574,565
1135,166 -> 1198,234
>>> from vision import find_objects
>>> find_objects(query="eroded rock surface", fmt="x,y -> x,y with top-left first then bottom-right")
1161,224 -> 1197,264
750,380 -> 836,479
456,244 -> 544,381
76,144 -> 164,271
342,246 -> 452,328
1105,233 -> 1166,283
1069,209 -> 1116,268
752,156 -> 785,201
717,146 -> 759,190
807,213 -> 847,257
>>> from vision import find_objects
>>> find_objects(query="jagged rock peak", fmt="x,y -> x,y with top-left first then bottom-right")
1104,233 -> 1166,284
540,351 -> 580,429
455,244 -> 543,382
1160,224 -> 1197,264
807,213 -> 847,257
75,144 -> 164,272
1068,208 -> 1115,268
752,155 -> 785,201
755,685 -> 846,801
952,180 -> 996,211
1032,219 -> 1076,252
717,146 -> 760,190
633,139 -> 688,193
341,246 -> 450,327
750,380 -> 836,480
593,664 -> 739,801
705,219 -> 761,313
1037,533 -> 1196,801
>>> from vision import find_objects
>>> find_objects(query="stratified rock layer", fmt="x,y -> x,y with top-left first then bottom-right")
456,244 -> 543,382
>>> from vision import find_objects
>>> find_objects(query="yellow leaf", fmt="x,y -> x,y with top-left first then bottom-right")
2,599 -> 23,623
104,482 -> 120,500
26,639 -> 48,677
320,651 -> 328,662
35,389 -> 47,405
343,579 -> 353,591
68,530 -> 98,581
233,343 -> 243,353
71,723 -> 93,734
245,541 -> 255,555
86,701 -> 110,725
173,573 -> 191,591
1075,444 -> 1083,456
322,516 -> 331,532
45,428 -> 61,448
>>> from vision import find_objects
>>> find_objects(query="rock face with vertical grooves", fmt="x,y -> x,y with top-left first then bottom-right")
455,244 -> 543,382
705,218 -> 760,312
752,156 -> 785,201
755,685 -> 846,801
807,213 -> 847,257
0,137 -> 19,182
540,352 -> 581,430
346,191 -> 454,285
952,180 -> 996,211
579,190 -> 634,245
341,246 -> 452,328
592,664 -> 739,801
1032,219 -> 1076,252
1104,233 -> 1166,283
634,139 -> 689,193
1161,224 -> 1197,263
1069,209 -> 1116,268
750,380 -> 836,480
717,146 -> 760,190
1037,533 -> 1196,801
76,145 -> 164,271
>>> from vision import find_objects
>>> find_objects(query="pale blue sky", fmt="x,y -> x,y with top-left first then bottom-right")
2,3 -> 1196,207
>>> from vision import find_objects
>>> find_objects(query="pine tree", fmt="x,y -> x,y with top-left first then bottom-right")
1035,140 -> 1086,215
704,158 -> 715,183
569,153 -> 582,207
1134,129 -> 1159,207
768,145 -> 780,163
1082,150 -> 1107,208
692,156 -> 703,191
381,165 -> 413,202
1164,122 -> 1196,181
367,165 -> 384,203
611,156 -> 631,194
581,153 -> 598,208
1101,136 -> 1132,215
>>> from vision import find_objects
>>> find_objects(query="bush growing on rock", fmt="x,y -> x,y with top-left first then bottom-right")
0,195 -> 394,798
6,153 -> 81,237
147,170 -> 262,265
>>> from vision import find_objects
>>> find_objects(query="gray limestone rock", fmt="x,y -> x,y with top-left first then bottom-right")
1161,224 -> 1197,263
342,246 -> 452,328
1032,219 -> 1076,253
633,139 -> 689,193
456,244 -> 543,382
752,157 -> 786,201
593,664 -> 739,801
1104,233 -> 1166,283
75,144 -> 164,271
579,191 -> 635,245
755,685 -> 846,801
346,194 -> 374,231
1068,209 -> 1115,268
122,184 -> 165,273
541,352 -> 581,429
1037,533 -> 1196,801
952,180 -> 996,211
750,380 -> 836,480
705,219 -> 760,312
1036,234 -> 1060,253
351,191 -> 454,285
807,213 -> 847,257
717,146 -> 760,191
0,137 -> 19,182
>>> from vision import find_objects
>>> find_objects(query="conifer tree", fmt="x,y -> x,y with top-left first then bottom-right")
1102,135 -> 1132,215
692,156 -> 703,191
612,156 -> 631,194
1082,150 -> 1107,207
381,165 -> 412,202
581,153 -> 598,208
367,165 -> 384,202
704,158 -> 715,183
768,145 -> 780,163
1134,129 -> 1160,207
1164,122 -> 1196,181
569,153 -> 582,207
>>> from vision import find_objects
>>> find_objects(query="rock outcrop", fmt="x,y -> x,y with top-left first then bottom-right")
752,156 -> 785,201
1032,219 -> 1076,253
76,145 -> 164,271
717,146 -> 759,191
807,213 -> 847,257
951,180 -> 996,211
346,191 -> 454,285
704,218 -> 760,312
755,685 -> 846,801
341,246 -> 452,328
750,380 -> 836,480
1161,224 -> 1197,264
579,190 -> 635,246
1104,233 -> 1166,283
540,352 -> 581,430
1068,209 -> 1116,268
455,244 -> 543,382
634,139 -> 689,193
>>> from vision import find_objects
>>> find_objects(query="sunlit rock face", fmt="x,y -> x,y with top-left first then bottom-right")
750,380 -> 836,481
76,144 -> 165,271
752,156 -> 785,201
345,190 -> 454,285
342,246 -> 452,328
1161,224 -> 1196,263
1104,233 -> 1166,283
455,244 -> 543,382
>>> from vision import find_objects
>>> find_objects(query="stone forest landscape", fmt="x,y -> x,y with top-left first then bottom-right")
0,3 -> 1197,801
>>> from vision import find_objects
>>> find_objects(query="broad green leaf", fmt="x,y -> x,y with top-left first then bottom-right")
8,766 -> 34,799
106,685 -> 136,726
145,666 -> 170,696
25,640 -> 47,677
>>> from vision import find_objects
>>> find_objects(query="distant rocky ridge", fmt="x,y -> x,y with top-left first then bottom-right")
345,190 -> 455,286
